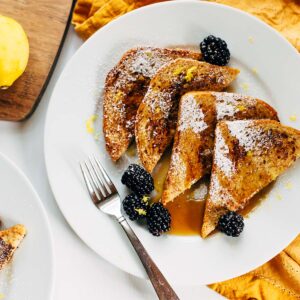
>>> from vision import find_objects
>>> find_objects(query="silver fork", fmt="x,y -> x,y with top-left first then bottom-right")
80,157 -> 179,300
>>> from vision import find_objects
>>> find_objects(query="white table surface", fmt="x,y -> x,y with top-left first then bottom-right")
0,27 -> 223,300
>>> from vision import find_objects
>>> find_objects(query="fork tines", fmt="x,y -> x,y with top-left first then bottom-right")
80,157 -> 116,205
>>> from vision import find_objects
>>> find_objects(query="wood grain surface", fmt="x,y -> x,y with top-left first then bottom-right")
0,0 -> 74,121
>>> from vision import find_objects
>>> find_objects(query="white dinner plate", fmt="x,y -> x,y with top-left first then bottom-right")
45,1 -> 300,285
0,152 -> 54,299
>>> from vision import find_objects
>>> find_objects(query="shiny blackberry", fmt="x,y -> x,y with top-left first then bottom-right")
121,164 -> 154,196
122,193 -> 149,221
147,203 -> 171,236
200,35 -> 230,66
217,211 -> 244,237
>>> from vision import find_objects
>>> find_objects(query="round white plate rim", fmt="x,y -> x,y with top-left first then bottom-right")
0,151 -> 55,299
44,0 -> 300,285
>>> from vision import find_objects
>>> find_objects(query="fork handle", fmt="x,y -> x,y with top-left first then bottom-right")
118,217 -> 180,300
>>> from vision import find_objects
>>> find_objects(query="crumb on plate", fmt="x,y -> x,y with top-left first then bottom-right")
251,67 -> 258,75
86,115 -> 98,134
93,132 -> 101,141
240,82 -> 249,91
289,115 -> 297,122
284,182 -> 293,190
248,36 -> 254,44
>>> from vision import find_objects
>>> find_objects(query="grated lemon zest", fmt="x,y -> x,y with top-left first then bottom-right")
237,104 -> 246,111
142,195 -> 149,203
134,208 -> 147,216
248,36 -> 254,44
173,67 -> 184,76
284,182 -> 293,190
185,66 -> 197,82
252,68 -> 258,75
247,151 -> 253,157
241,82 -> 249,92
86,115 -> 98,134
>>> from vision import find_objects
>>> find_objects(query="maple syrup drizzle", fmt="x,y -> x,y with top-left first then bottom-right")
151,150 -> 208,236
151,149 -> 272,236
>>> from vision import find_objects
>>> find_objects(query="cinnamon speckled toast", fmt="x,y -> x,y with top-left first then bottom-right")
0,224 -> 26,270
201,120 -> 300,238
103,47 -> 201,161
135,59 -> 239,173
162,92 -> 278,204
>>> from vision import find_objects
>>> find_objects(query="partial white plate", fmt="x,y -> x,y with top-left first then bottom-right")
0,152 -> 54,299
45,0 -> 300,285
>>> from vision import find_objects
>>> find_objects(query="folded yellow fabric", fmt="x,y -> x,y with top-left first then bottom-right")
72,1 -> 300,299
72,0 -> 167,40
210,234 -> 300,299
209,0 -> 300,51
72,0 -> 300,51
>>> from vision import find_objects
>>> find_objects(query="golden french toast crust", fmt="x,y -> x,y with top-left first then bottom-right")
202,120 -> 300,237
135,60 -> 239,173
162,92 -> 279,204
0,224 -> 26,270
0,238 -> 13,269
103,47 -> 201,161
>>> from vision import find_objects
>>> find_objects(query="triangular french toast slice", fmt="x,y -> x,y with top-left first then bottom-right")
0,224 -> 26,270
201,120 -> 300,238
135,59 -> 239,172
162,92 -> 278,204
103,47 -> 201,161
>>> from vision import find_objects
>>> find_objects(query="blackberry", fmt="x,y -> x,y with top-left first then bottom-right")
200,35 -> 230,66
121,164 -> 154,196
122,193 -> 149,221
217,211 -> 244,237
147,203 -> 171,236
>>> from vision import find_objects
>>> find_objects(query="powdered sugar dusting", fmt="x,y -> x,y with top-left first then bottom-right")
192,183 -> 208,200
227,120 -> 270,152
214,126 -> 235,177
148,88 -> 173,118
129,48 -> 174,77
170,151 -> 186,175
105,47 -> 200,145
209,175 -> 234,205
178,94 -> 208,133
213,92 -> 255,120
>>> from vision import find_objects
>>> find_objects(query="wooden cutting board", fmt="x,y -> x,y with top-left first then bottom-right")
0,0 -> 75,121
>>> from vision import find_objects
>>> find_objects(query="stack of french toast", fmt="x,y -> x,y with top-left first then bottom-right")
103,46 -> 300,238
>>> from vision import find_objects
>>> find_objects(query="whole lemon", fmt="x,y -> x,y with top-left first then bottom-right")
0,15 -> 29,89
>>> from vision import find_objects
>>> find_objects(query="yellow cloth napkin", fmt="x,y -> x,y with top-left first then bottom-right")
72,0 -> 300,51
72,1 -> 300,299
209,234 -> 300,299
72,0 -> 167,40
208,0 -> 300,51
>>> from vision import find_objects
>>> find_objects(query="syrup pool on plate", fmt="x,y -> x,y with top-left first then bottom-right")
150,149 -> 273,236
151,151 -> 208,236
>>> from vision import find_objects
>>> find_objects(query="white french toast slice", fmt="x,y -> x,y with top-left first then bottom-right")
0,224 -> 26,270
162,92 -> 278,204
103,47 -> 201,161
135,59 -> 239,173
201,120 -> 300,238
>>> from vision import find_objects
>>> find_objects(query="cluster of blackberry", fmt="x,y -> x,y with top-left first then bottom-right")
217,211 -> 244,237
200,35 -> 230,66
121,164 -> 171,236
